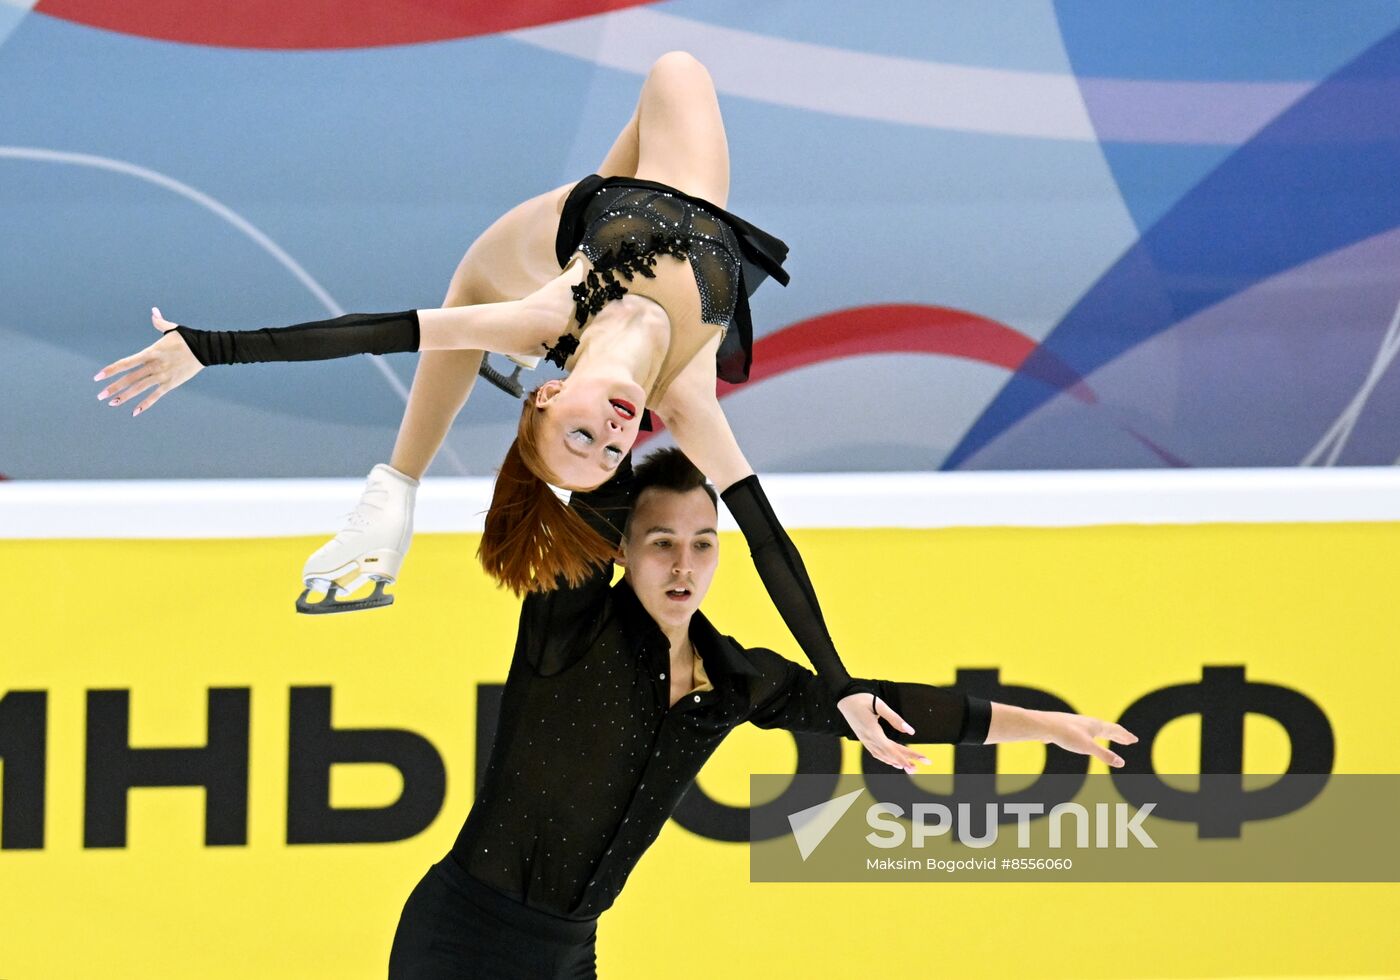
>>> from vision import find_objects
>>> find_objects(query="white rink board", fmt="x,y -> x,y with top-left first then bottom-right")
4,468 -> 1400,538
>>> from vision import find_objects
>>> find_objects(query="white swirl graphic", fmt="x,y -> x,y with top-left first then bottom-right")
0,145 -> 469,474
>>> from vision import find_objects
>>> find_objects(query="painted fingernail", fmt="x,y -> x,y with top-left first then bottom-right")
133,407 -> 143,416
109,398 -> 119,406
905,725 -> 916,734
97,390 -> 109,400
920,757 -> 931,765
93,372 -> 104,381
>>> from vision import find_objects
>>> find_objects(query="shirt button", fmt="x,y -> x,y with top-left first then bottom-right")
659,673 -> 666,680
693,695 -> 701,702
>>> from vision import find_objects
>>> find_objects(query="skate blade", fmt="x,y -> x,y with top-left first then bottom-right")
295,579 -> 394,615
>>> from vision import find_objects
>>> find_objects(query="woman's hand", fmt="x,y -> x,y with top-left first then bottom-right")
838,693 -> 929,775
1039,711 -> 1138,768
93,307 -> 203,416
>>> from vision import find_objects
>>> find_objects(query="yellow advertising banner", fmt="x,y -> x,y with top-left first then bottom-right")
3,522 -> 1397,978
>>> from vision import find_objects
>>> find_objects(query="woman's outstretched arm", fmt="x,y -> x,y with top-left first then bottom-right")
92,264 -> 582,416
170,274 -> 569,360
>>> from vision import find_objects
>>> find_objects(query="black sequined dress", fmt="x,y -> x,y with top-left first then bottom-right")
549,174 -> 791,392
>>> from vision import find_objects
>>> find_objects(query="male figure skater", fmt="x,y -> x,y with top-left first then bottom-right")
387,449 -> 1136,978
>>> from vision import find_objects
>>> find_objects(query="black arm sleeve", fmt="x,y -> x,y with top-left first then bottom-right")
517,455 -> 636,675
720,473 -> 873,701
744,648 -> 991,745
876,682 -> 993,745
173,310 -> 420,366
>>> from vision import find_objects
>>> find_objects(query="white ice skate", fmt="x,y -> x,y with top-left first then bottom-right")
296,463 -> 418,615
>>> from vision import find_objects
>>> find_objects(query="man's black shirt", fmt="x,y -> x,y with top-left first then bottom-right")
448,466 -> 993,920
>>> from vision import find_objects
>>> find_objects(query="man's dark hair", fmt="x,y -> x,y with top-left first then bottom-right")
632,446 -> 718,510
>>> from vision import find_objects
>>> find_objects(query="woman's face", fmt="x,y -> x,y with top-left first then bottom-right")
534,376 -> 647,490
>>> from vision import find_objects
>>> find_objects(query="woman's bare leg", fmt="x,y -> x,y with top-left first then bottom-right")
384,187 -> 571,479
632,52 -> 730,208
387,269 -> 484,480
596,102 -> 641,179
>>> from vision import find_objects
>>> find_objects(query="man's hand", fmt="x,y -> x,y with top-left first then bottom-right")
838,693 -> 929,775
1038,711 -> 1138,768
94,307 -> 203,416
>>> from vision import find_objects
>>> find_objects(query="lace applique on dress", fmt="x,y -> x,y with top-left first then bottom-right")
542,186 -> 744,370
541,330 -> 579,370
543,233 -> 692,369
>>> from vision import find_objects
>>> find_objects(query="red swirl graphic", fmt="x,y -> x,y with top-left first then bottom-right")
34,0 -> 659,50
638,302 -> 1097,445
719,303 -> 1039,396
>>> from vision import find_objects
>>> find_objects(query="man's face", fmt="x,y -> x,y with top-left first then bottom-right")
622,486 -> 720,630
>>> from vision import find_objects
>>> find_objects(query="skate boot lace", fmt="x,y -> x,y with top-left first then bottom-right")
333,482 -> 392,538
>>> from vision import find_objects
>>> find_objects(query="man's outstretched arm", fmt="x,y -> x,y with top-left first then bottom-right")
743,650 -> 1136,768
876,683 -> 1136,767
743,652 -> 986,750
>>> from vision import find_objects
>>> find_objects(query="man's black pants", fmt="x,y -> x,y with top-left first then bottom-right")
387,855 -> 599,979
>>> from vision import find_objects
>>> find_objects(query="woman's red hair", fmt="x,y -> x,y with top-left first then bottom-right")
477,388 -> 620,595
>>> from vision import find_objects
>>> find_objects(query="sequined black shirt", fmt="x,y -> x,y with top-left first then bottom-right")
447,466 -> 993,920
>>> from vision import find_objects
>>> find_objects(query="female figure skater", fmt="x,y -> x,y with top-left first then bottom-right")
93,51 -> 920,770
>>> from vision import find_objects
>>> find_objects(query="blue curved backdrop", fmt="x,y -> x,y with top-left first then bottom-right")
4,0 -> 1400,477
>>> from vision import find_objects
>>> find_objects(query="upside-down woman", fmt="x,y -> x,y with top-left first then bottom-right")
94,51 -> 923,769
